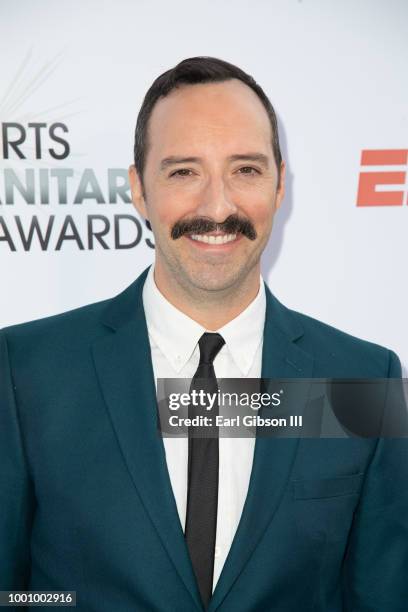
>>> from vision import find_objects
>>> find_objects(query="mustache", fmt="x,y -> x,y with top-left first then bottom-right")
171,215 -> 257,241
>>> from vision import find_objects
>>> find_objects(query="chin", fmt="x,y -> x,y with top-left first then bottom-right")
183,266 -> 246,293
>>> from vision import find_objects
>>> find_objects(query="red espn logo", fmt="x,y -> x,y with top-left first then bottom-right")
357,149 -> 408,207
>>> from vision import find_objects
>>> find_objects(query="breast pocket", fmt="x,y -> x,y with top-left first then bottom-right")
291,473 -> 365,542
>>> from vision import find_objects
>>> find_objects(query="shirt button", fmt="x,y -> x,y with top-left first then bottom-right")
214,546 -> 221,558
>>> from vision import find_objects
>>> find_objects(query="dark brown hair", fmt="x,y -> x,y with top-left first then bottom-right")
133,56 -> 282,187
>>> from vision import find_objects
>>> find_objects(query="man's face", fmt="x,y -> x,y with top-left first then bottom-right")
129,79 -> 285,294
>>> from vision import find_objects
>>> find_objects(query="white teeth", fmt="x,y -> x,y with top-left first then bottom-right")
190,233 -> 237,244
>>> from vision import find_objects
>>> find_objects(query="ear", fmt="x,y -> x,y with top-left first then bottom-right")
128,164 -> 148,219
275,161 -> 286,210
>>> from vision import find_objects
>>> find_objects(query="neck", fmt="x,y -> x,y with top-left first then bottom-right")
152,263 -> 261,330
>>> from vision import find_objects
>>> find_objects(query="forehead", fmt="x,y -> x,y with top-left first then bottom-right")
146,79 -> 273,158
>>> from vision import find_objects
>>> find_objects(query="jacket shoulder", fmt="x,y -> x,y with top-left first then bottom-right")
285,303 -> 400,377
1,268 -> 149,348
0,296 -> 113,351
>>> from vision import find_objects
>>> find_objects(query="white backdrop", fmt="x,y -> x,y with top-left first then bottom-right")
1,0 -> 407,372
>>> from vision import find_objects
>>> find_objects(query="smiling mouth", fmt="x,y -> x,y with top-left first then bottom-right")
189,233 -> 238,245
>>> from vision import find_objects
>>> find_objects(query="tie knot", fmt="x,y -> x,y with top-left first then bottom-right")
198,332 -> 225,365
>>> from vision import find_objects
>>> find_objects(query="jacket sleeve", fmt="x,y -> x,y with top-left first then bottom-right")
0,329 -> 35,589
342,350 -> 408,611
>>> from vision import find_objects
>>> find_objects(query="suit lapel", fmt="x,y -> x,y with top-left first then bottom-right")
91,268 -> 203,611
91,269 -> 314,612
208,286 -> 314,612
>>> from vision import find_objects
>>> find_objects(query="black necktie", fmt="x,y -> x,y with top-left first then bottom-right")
185,332 -> 225,609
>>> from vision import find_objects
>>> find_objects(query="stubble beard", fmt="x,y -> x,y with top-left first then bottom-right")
155,231 -> 269,304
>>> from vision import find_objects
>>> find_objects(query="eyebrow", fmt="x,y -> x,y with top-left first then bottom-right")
159,153 -> 270,170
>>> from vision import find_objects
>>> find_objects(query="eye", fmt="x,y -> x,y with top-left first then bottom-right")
237,166 -> 260,176
169,168 -> 194,177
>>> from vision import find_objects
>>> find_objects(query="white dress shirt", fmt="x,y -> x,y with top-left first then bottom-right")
142,264 -> 266,591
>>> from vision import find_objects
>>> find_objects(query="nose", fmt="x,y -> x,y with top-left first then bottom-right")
195,174 -> 238,222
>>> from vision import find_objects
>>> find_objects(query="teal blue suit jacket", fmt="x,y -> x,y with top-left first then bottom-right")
1,266 -> 407,611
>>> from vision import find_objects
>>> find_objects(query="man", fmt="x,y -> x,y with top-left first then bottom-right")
1,57 -> 407,611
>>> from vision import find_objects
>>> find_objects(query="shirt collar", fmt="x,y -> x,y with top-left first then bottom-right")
142,264 -> 266,375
